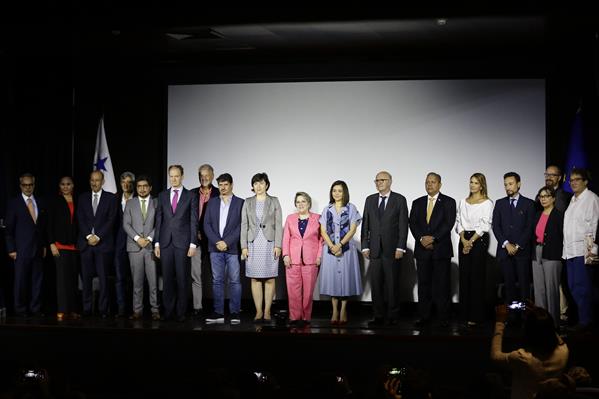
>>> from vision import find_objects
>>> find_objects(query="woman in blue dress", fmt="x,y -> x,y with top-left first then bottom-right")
319,180 -> 363,325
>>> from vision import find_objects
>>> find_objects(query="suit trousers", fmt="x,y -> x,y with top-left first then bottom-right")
499,255 -> 531,304
567,256 -> 593,326
113,248 -> 131,314
81,247 -> 111,314
191,246 -> 203,310
286,263 -> 319,321
54,250 -> 79,314
13,255 -> 43,314
160,245 -> 190,319
128,250 -> 159,314
458,231 -> 487,323
532,245 -> 562,326
369,255 -> 400,320
416,257 -> 451,321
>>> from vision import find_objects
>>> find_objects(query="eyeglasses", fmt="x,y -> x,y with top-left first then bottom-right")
544,173 -> 560,178
538,194 -> 553,199
569,177 -> 583,182
374,179 -> 389,183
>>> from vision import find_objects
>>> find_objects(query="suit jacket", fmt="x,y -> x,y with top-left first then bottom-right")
123,196 -> 157,253
361,191 -> 408,258
190,184 -> 220,250
5,195 -> 46,257
282,212 -> 323,265
409,192 -> 457,260
203,195 -> 244,254
492,195 -> 535,259
77,190 -> 117,252
155,187 -> 198,250
46,195 -> 77,247
240,195 -> 283,249
532,208 -> 564,261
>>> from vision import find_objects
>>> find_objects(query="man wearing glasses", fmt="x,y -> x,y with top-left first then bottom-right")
563,168 -> 599,332
5,173 -> 47,317
541,165 -> 572,212
361,171 -> 408,327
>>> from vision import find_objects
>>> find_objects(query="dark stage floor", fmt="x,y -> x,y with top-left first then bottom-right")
1,303 -> 598,398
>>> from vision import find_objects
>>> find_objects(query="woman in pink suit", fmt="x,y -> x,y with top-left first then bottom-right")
282,192 -> 323,326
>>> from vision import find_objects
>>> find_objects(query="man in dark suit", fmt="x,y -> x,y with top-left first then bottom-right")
539,165 -> 572,213
361,171 -> 408,326
409,172 -> 456,328
203,173 -> 244,324
154,165 -> 198,322
492,172 -> 535,313
189,164 -> 219,318
113,171 -> 135,317
5,173 -> 47,317
77,170 -> 118,318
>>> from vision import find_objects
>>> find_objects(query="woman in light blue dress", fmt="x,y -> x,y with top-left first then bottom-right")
241,173 -> 283,322
319,180 -> 362,325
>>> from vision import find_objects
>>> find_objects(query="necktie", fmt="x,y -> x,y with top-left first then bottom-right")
426,197 -> 435,224
141,199 -> 147,221
378,196 -> 386,219
92,193 -> 99,216
510,198 -> 516,209
171,189 -> 179,213
26,198 -> 36,223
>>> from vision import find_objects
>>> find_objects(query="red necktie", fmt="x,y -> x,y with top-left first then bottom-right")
171,189 -> 179,213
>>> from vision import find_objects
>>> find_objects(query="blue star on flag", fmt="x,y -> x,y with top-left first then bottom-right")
95,156 -> 108,171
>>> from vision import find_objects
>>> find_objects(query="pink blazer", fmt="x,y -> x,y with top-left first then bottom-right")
282,212 -> 323,265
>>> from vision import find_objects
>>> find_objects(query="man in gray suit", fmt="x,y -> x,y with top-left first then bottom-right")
123,175 -> 160,320
361,171 -> 409,326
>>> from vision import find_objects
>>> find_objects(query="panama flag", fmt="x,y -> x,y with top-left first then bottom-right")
93,116 -> 117,193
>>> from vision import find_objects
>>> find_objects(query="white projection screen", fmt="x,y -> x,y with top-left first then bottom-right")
168,79 -> 546,302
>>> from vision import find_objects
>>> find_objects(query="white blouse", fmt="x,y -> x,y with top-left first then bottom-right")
456,198 -> 494,237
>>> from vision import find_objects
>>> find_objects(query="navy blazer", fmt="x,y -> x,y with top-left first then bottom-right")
492,195 -> 535,259
154,187 -> 199,250
409,193 -> 457,260
532,208 -> 564,261
203,195 -> 244,255
77,190 -> 118,252
361,191 -> 409,258
5,195 -> 46,257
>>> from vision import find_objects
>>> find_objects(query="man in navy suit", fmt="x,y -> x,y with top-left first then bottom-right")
361,171 -> 408,327
492,172 -> 535,311
113,171 -> 135,317
77,170 -> 118,318
154,165 -> 198,322
5,173 -> 47,317
409,173 -> 456,328
203,173 -> 244,324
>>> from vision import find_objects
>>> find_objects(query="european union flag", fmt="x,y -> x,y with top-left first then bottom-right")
563,106 -> 588,193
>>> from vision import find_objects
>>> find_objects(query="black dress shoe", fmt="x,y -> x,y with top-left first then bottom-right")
385,318 -> 398,326
177,315 -> 186,323
414,319 -> 431,328
101,313 -> 110,319
367,317 -> 385,328
192,309 -> 203,319
438,320 -> 450,328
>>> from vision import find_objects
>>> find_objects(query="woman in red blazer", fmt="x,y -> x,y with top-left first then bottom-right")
282,192 -> 323,326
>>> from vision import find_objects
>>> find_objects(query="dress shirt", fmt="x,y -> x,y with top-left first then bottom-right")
199,186 -> 212,218
87,190 -> 103,239
502,193 -> 522,248
121,193 -> 133,212
563,188 -> 599,259
170,186 -> 182,205
219,195 -> 232,238
456,198 -> 493,237
377,190 -> 391,208
21,193 -> 38,219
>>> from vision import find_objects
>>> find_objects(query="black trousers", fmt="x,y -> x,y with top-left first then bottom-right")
369,255 -> 400,319
416,256 -> 451,321
81,248 -> 112,314
54,250 -> 79,313
499,256 -> 531,304
458,231 -> 488,323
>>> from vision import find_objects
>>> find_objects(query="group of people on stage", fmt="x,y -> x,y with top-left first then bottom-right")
3,164 -> 598,331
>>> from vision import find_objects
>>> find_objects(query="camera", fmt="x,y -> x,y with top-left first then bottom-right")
508,301 -> 526,311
